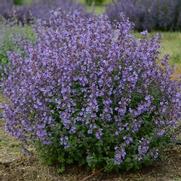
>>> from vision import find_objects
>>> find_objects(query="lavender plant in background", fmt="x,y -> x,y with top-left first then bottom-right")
2,9 -> 181,172
27,0 -> 87,21
106,0 -> 154,31
151,0 -> 179,31
106,0 -> 181,31
0,0 -> 87,24
0,0 -> 32,24
0,0 -> 14,19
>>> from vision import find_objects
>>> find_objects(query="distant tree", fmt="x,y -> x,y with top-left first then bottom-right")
85,0 -> 105,6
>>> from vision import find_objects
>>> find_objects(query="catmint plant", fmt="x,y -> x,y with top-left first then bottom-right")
2,9 -> 181,172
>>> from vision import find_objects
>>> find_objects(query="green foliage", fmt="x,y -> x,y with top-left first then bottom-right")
85,0 -> 105,6
13,0 -> 24,5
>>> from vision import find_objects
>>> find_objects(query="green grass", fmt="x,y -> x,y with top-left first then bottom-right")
160,32 -> 181,66
156,32 -> 181,78
2,25 -> 35,43
78,0 -> 112,14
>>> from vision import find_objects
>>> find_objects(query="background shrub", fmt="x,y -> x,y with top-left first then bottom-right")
0,0 -> 87,24
2,9 -> 181,172
28,0 -> 87,21
0,0 -> 14,19
106,0 -> 181,31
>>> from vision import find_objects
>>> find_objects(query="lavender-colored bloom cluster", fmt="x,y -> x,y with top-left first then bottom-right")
114,146 -> 126,165
2,9 -> 181,171
106,0 -> 181,31
138,138 -> 150,160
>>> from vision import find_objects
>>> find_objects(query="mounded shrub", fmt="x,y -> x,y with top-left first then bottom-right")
2,9 -> 181,172
106,0 -> 181,31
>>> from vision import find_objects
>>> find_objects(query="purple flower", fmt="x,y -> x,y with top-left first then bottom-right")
114,146 -> 126,165
60,135 -> 70,148
156,129 -> 165,137
140,30 -> 148,36
138,138 -> 150,159
95,129 -> 103,140
123,136 -> 133,145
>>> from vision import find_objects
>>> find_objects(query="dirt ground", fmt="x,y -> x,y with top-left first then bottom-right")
0,120 -> 181,181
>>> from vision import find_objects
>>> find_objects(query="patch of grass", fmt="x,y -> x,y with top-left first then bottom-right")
0,121 -> 21,164
0,24 -> 35,46
0,94 -> 5,103
0,23 -> 35,60
159,32 -> 181,80
160,32 -> 181,66
78,0 -> 112,14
